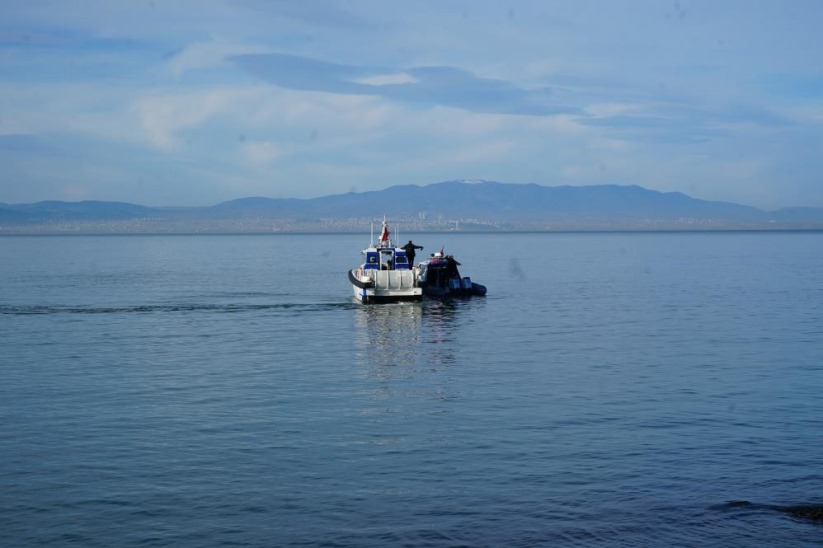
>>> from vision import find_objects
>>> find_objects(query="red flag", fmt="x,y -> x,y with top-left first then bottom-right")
379,222 -> 389,244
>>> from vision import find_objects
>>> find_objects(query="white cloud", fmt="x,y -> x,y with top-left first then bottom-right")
166,39 -> 270,78
354,73 -> 418,86
132,87 -> 268,151
241,140 -> 288,166
584,102 -> 644,118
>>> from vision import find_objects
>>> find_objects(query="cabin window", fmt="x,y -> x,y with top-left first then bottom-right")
364,252 -> 379,269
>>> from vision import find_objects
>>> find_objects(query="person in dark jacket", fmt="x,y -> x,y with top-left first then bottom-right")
445,255 -> 461,279
402,240 -> 424,265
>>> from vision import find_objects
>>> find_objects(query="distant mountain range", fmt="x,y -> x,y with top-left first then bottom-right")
2,181 -> 823,233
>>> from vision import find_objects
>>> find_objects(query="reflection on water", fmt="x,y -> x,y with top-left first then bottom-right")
353,301 -> 465,421
353,299 -> 482,375
354,303 -> 424,372
420,300 -> 461,366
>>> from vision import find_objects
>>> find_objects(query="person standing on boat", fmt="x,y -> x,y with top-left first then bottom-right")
445,255 -> 461,278
403,240 -> 424,265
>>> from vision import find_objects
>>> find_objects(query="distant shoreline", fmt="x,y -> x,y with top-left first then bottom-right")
3,226 -> 823,236
5,183 -> 823,234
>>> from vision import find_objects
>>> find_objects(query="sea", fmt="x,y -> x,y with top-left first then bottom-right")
2,231 -> 822,547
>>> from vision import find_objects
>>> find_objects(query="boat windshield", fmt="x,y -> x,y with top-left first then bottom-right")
380,249 -> 394,270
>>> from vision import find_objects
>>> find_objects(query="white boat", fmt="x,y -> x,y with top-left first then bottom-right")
348,219 -> 423,303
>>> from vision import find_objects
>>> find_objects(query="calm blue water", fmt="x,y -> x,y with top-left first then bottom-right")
2,232 -> 823,546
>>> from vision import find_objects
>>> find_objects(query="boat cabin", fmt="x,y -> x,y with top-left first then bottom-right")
420,255 -> 461,286
363,248 -> 411,270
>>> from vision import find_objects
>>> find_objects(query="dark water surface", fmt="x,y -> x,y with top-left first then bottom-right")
2,232 -> 823,546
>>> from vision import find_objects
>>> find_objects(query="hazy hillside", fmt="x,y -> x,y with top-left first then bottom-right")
210,182 -> 762,221
2,181 -> 823,233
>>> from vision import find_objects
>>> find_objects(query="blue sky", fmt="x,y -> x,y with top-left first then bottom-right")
2,0 -> 822,208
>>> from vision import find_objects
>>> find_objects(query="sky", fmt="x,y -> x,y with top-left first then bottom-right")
2,0 -> 823,209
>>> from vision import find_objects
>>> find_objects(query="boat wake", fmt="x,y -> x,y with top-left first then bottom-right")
0,302 -> 359,315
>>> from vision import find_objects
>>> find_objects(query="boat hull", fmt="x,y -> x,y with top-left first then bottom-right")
422,281 -> 487,299
349,269 -> 422,303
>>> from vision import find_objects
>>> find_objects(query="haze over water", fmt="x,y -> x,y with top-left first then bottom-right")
2,231 -> 822,546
